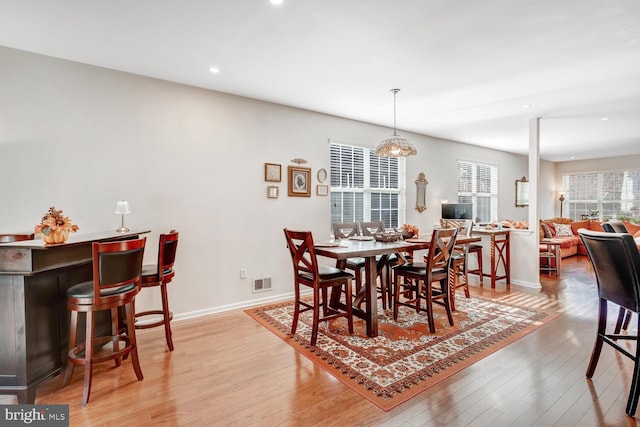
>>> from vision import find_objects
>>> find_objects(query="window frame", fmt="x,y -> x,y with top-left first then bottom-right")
562,169 -> 640,221
329,142 -> 406,229
456,159 -> 499,223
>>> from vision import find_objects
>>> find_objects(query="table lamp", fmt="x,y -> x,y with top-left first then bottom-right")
114,200 -> 131,233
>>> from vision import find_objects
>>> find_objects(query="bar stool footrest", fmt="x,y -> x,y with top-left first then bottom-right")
134,309 -> 173,329
68,335 -> 133,365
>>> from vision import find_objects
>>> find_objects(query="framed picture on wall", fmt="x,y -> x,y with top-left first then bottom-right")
316,184 -> 329,196
267,185 -> 279,199
264,163 -> 282,182
288,166 -> 311,197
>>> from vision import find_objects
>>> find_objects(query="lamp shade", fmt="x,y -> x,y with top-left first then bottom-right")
374,88 -> 417,158
375,135 -> 417,157
114,200 -> 131,215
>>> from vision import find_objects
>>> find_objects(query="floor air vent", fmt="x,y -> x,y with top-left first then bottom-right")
253,277 -> 272,293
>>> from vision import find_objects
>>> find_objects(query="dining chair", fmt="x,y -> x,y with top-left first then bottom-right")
444,219 -> 483,284
332,222 -> 365,295
135,230 -> 179,351
600,222 -> 633,334
63,238 -> 146,406
439,219 -> 473,311
579,229 -> 640,417
393,227 -> 458,333
284,228 -> 354,347
359,220 -> 396,309
0,233 -> 34,243
603,221 -> 628,233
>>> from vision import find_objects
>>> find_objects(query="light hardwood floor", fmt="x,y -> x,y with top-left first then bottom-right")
1,256 -> 638,426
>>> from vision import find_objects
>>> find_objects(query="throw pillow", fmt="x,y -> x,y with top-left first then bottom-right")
570,220 -> 591,235
554,223 -> 573,237
540,221 -> 553,238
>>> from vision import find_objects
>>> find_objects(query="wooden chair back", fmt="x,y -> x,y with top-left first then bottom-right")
332,222 -> 360,239
284,229 -> 319,281
425,227 -> 458,273
440,219 -> 473,237
0,233 -> 34,243
157,230 -> 179,282
91,238 -> 146,307
360,221 -> 385,236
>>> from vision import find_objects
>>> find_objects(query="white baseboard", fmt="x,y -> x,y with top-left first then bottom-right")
172,291 -> 297,322
510,279 -> 541,289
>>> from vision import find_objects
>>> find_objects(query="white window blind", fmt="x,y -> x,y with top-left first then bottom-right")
457,160 -> 498,222
563,169 -> 640,220
330,142 -> 406,228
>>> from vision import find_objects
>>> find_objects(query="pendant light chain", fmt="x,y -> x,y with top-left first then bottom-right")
392,89 -> 399,136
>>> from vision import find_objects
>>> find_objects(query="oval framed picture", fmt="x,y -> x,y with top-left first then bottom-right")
317,168 -> 328,183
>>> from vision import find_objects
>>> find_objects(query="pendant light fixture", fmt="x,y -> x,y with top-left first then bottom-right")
375,88 -> 417,157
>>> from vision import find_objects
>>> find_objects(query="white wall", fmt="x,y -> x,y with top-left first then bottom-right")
556,155 -> 640,175
0,46 -> 529,317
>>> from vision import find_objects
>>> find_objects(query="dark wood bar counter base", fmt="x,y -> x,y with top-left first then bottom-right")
0,230 -> 150,404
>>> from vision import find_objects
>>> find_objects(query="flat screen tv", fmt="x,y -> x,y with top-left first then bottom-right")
441,203 -> 473,220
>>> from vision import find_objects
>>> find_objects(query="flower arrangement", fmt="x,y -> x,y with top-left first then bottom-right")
400,223 -> 419,238
34,206 -> 79,244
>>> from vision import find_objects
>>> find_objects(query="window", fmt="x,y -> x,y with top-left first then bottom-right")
330,142 -> 406,228
457,160 -> 498,222
563,169 -> 640,221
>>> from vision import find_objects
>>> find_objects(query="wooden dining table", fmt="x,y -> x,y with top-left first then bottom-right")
314,234 -> 481,337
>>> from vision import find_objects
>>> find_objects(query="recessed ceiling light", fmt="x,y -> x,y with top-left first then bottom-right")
209,67 -> 220,74
601,117 -> 609,121
521,104 -> 531,109
270,0 -> 284,5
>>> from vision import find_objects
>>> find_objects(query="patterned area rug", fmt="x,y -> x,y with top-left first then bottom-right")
245,294 -> 559,411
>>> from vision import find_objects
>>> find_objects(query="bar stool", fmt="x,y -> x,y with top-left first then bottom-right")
135,230 -> 179,351
63,238 -> 146,406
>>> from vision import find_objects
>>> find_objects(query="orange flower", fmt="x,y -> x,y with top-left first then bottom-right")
34,207 -> 79,236
402,224 -> 419,237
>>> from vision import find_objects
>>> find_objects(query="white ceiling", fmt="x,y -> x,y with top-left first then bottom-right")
1,0 -> 640,162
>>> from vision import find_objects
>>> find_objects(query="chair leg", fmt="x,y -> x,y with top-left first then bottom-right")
125,302 -> 144,381
462,258 -> 470,298
63,310 -> 78,387
614,306 -> 626,336
160,282 -> 174,351
393,271 -> 400,321
386,264 -> 394,309
423,281 -> 436,333
310,288 -> 321,346
623,310 -> 633,330
449,267 -> 457,312
81,310 -> 95,407
442,278 -> 454,326
291,285 -> 301,336
626,315 -> 640,416
586,299 -> 608,378
345,280 -> 353,335
111,307 -> 121,367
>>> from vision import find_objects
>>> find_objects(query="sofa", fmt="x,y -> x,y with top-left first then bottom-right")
539,218 -> 640,258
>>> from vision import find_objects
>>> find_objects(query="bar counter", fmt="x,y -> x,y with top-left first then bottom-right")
0,230 -> 150,403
